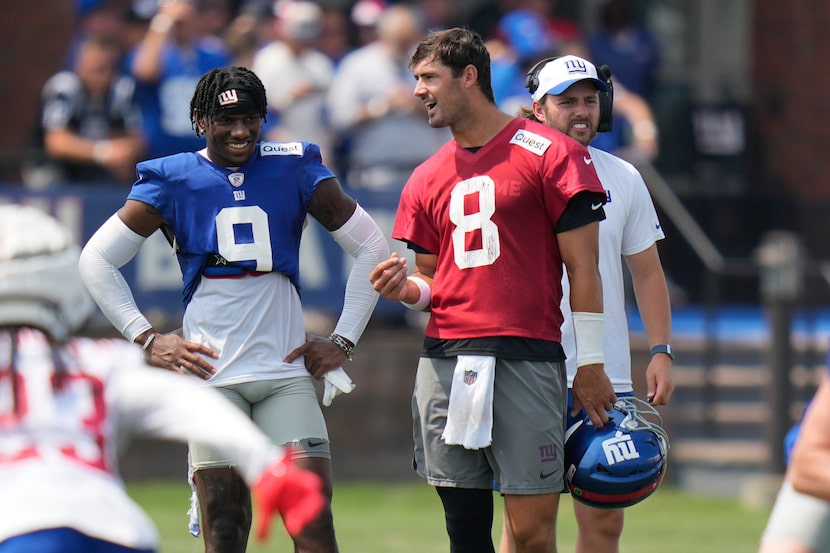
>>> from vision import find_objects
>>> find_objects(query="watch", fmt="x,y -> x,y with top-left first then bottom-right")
650,344 -> 674,361
329,333 -> 354,360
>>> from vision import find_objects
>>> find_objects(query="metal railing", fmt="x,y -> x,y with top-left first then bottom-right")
627,154 -> 828,473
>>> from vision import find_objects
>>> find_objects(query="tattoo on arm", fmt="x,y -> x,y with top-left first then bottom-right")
309,178 -> 356,231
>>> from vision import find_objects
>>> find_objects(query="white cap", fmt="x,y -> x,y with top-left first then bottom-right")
531,55 -> 608,101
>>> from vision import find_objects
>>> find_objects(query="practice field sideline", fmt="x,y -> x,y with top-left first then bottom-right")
130,479 -> 771,553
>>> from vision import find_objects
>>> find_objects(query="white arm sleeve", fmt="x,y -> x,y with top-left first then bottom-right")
329,204 -> 390,344
78,214 -> 152,342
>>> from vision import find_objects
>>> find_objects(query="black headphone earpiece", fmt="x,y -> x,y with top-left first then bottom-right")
597,64 -> 614,133
524,56 -> 559,95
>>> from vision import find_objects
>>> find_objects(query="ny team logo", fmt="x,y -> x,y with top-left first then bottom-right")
218,89 -> 239,106
601,431 -> 640,464
563,58 -> 589,76
538,443 -> 558,462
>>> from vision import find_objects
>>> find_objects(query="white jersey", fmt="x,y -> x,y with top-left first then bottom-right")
0,328 -> 280,548
561,146 -> 665,392
185,272 -> 309,387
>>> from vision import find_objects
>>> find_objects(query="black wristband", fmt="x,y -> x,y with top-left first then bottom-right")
650,344 -> 674,361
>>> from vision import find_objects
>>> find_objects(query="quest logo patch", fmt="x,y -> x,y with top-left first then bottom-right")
509,129 -> 551,156
261,142 -> 303,157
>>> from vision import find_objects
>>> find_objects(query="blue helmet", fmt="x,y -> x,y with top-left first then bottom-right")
564,396 -> 670,509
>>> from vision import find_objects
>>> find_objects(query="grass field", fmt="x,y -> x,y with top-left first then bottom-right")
130,480 -> 773,553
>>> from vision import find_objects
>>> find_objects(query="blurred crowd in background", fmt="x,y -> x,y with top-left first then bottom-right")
26,0 -> 663,193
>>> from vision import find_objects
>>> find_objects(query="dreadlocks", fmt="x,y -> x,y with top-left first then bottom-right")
189,66 -> 268,137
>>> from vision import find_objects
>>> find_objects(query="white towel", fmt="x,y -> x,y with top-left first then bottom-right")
323,367 -> 355,406
186,455 -> 201,537
441,355 -> 496,450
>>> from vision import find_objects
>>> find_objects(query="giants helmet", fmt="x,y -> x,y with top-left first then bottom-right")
0,205 -> 93,340
564,396 -> 670,509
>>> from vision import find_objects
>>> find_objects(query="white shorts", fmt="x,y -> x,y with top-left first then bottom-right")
189,376 -> 331,469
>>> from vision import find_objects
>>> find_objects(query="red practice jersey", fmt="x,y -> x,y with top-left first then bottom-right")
393,118 -> 605,342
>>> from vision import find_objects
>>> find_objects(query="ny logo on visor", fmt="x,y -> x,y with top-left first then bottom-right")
563,59 -> 588,75
218,90 -> 240,106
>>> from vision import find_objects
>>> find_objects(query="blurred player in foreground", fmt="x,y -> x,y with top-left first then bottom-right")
758,357 -> 830,553
0,205 -> 324,553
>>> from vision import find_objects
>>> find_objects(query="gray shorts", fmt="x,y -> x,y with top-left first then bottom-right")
761,479 -> 830,549
189,376 -> 331,469
412,357 -> 567,495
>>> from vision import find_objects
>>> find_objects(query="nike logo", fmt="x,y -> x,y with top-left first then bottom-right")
583,156 -> 593,165
591,202 -> 603,211
307,439 -> 327,448
540,470 -> 557,479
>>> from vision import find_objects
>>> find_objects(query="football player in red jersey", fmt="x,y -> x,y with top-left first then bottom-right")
369,28 -> 616,553
0,205 -> 324,553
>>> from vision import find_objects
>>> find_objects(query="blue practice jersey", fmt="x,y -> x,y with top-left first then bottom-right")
128,141 -> 336,306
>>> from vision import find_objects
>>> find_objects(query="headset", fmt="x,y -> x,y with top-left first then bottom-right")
596,64 -> 614,133
524,57 -> 614,133
523,56 -> 556,97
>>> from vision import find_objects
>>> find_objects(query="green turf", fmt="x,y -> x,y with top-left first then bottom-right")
129,480 -> 772,553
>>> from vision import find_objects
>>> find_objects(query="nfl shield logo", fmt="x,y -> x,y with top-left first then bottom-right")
464,370 -> 478,385
228,172 -> 245,187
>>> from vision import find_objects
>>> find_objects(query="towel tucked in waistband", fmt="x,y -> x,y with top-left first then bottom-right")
441,355 -> 496,450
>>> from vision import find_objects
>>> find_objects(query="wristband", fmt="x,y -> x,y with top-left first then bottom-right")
572,311 -> 604,367
401,275 -> 431,311
329,333 -> 354,360
650,344 -> 674,361
141,331 -> 157,361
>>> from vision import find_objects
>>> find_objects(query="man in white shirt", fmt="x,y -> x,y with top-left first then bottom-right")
501,54 -> 674,553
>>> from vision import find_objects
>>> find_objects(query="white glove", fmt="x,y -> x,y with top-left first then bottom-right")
323,367 -> 355,406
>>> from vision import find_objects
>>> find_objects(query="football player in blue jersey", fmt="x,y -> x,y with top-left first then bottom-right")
79,66 -> 389,553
